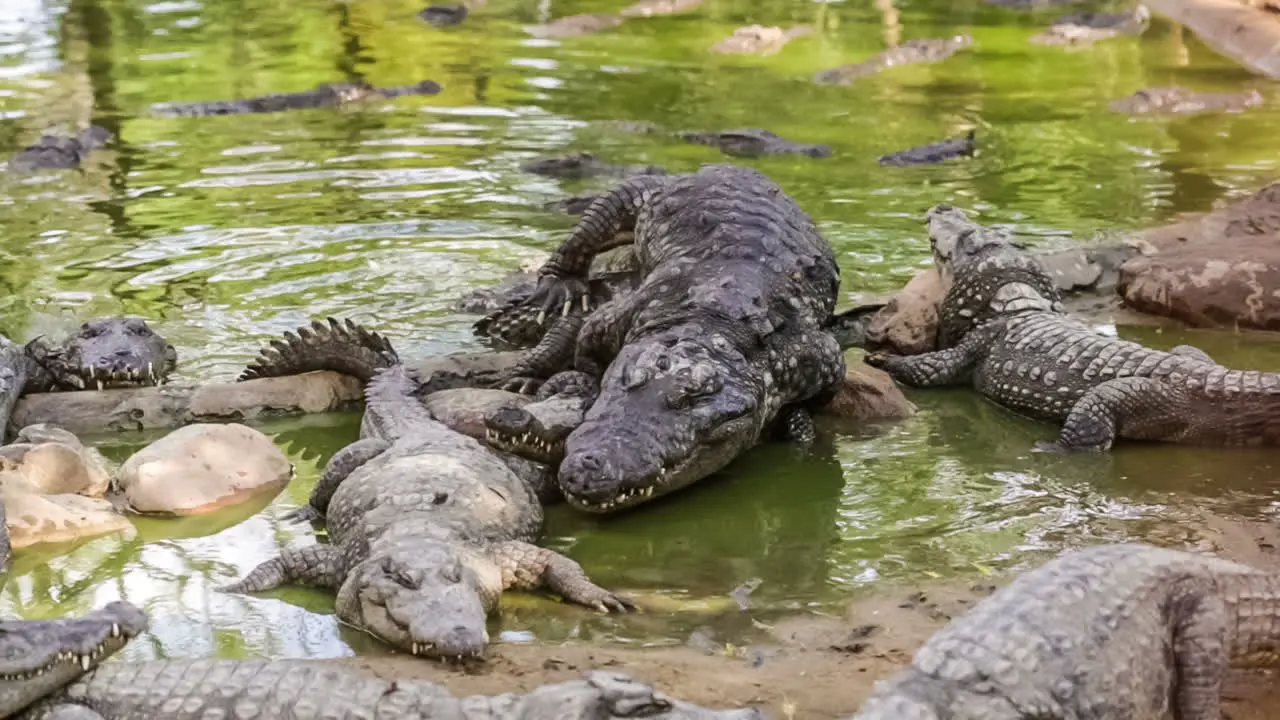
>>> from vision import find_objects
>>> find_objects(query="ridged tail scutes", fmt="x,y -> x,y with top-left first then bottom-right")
238,317 -> 399,384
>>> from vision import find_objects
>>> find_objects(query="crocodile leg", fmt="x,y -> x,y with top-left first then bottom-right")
865,320 -> 1001,387
493,540 -> 635,613
495,314 -> 585,395
530,175 -> 667,321
775,405 -> 817,444
1171,344 -> 1215,364
282,438 -> 390,523
1034,376 -> 1188,453
571,285 -> 651,378
217,545 -> 345,593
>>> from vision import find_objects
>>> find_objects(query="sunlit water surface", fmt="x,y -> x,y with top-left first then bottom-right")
3,0 -> 1280,662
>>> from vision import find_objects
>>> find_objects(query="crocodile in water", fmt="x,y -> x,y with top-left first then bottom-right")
865,204 -> 1280,452
676,128 -> 831,158
221,318 -> 632,658
7,126 -> 113,172
1109,86 -> 1265,115
850,543 -> 1280,719
478,164 -> 845,513
879,131 -> 976,167
148,80 -> 442,118
521,152 -> 667,179
0,601 -> 148,718
814,36 -> 973,86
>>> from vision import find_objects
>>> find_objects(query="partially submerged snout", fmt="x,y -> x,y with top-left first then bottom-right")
0,600 -> 149,716
56,317 -> 177,390
340,547 -> 491,661
483,393 -> 587,465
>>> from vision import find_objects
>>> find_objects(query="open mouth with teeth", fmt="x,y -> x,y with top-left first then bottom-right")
484,426 -> 565,465
58,362 -> 169,391
563,458 -> 691,514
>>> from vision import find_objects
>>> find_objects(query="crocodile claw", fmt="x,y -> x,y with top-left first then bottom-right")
530,273 -> 591,324
495,376 -> 545,395
281,506 -> 321,524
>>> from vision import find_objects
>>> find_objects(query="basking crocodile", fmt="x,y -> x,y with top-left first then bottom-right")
222,318 -> 632,658
479,164 -> 845,513
676,128 -> 831,158
814,36 -> 973,85
866,204 -> 1280,452
879,131 -> 975,167
521,152 -> 667,179
0,601 -> 148,718
850,543 -> 1280,719
148,80 -> 442,118
1109,86 -> 1264,115
7,602 -> 760,720
7,126 -> 112,172
0,318 -> 177,437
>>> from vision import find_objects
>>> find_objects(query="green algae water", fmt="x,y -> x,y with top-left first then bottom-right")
4,0 -> 1280,662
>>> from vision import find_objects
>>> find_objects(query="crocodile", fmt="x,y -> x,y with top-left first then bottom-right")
1029,6 -> 1150,47
814,35 -> 974,85
0,601 -> 148,718
676,128 -> 831,158
1109,86 -> 1265,115
420,4 -> 468,26
879,131 -> 976,167
148,80 -> 442,118
478,164 -> 845,513
850,542 -> 1280,720
520,152 -> 667,180
7,126 -> 112,172
865,203 -> 1280,452
222,318 -> 632,658
0,318 -> 177,437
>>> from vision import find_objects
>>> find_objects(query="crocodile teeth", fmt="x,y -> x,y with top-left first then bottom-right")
88,367 -> 96,379
80,655 -> 91,670
96,380 -> 104,391
412,643 -> 420,655
110,623 -> 120,638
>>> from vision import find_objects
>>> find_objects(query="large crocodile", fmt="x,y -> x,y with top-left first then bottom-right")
7,126 -> 112,172
6,602 -> 761,719
148,80 -> 441,118
878,131 -> 976,167
478,164 -> 845,513
850,543 -> 1280,719
0,601 -> 148,718
221,318 -> 632,658
814,36 -> 973,86
676,128 -> 831,158
0,318 -> 177,438
866,204 -> 1280,452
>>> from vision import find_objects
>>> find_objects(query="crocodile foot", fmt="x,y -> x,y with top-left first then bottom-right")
528,273 -> 593,324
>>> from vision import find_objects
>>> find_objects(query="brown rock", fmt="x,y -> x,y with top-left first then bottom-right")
0,489 -> 132,549
117,423 -> 293,515
1118,181 -> 1280,331
821,360 -> 915,421
863,268 -> 946,355
0,424 -> 113,497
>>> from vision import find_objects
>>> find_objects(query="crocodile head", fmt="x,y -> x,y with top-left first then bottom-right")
556,330 -> 763,513
27,317 -> 177,391
337,543 -> 490,661
0,601 -> 148,716
484,392 -> 591,465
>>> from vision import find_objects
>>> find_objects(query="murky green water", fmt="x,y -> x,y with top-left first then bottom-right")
3,0 -> 1280,662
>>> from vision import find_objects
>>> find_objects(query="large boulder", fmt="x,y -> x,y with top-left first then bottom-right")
117,423 -> 293,515
0,489 -> 132,549
0,424 -> 113,497
1118,181 -> 1280,331
863,268 -> 946,355
821,360 -> 915,421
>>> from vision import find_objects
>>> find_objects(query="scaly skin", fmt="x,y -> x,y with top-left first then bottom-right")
222,318 -> 632,659
814,36 -> 973,85
481,164 -> 845,513
878,131 -> 975,167
850,543 -> 1280,720
7,126 -> 113,172
520,152 -> 667,179
0,601 -> 148,718
675,128 -> 831,158
866,204 -> 1280,452
20,661 -> 765,720
148,80 -> 441,118
1109,87 -> 1265,115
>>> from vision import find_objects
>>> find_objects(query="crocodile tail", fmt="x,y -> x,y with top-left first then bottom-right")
238,317 -> 399,384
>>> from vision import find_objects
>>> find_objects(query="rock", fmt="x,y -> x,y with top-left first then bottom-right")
1118,181 -> 1280,331
117,423 -> 293,515
822,361 -> 916,421
863,268 -> 946,355
710,25 -> 813,55
0,489 -> 133,549
0,424 -> 113,497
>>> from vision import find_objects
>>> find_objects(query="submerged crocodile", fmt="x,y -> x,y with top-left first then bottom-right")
222,318 -> 632,658
866,204 -> 1280,452
521,152 -> 667,179
1109,86 -> 1265,115
814,36 -> 973,86
148,80 -> 442,118
7,126 -> 113,172
0,318 -> 177,438
1029,6 -> 1150,47
879,131 -> 976,167
479,164 -> 845,513
850,543 -> 1280,719
676,128 -> 831,158
7,602 -> 761,720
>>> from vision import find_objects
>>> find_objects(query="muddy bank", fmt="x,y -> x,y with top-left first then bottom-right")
333,511 -> 1280,718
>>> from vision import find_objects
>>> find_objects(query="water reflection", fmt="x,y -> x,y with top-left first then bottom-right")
1,0 -> 1280,658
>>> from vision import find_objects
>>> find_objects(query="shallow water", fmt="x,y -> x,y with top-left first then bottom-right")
3,0 -> 1280,662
